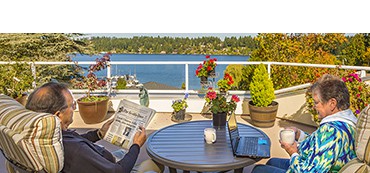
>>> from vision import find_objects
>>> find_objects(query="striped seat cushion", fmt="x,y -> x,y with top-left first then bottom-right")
0,94 -> 63,173
356,105 -> 370,165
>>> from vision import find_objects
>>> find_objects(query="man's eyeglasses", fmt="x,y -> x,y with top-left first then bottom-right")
72,100 -> 77,110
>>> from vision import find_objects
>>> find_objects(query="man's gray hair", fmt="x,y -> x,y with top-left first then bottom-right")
26,82 -> 70,114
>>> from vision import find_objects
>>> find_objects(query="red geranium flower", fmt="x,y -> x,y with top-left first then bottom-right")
195,55 -> 217,78
231,95 -> 240,102
206,90 -> 217,100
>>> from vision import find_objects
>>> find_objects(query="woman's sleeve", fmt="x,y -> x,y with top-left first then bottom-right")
288,124 -> 344,173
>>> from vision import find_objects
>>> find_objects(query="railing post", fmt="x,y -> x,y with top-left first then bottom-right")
360,70 -> 366,78
185,64 -> 189,91
107,62 -> 111,96
31,62 -> 36,88
267,63 -> 271,79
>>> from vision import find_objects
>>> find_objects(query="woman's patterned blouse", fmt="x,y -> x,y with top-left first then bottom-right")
287,121 -> 357,173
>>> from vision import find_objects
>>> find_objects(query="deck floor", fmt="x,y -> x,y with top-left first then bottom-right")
0,112 -> 316,173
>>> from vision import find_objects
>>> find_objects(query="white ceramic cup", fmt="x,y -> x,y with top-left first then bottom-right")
280,129 -> 295,145
204,128 -> 216,144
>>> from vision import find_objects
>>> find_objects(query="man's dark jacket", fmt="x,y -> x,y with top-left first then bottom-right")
61,130 -> 139,173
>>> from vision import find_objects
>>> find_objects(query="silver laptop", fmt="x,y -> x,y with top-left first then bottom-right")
227,116 -> 271,158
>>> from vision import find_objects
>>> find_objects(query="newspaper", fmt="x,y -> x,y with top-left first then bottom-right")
103,99 -> 156,150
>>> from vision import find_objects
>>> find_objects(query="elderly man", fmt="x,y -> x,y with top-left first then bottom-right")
26,82 -> 163,173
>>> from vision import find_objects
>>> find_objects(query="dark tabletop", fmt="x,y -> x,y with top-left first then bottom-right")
146,120 -> 269,172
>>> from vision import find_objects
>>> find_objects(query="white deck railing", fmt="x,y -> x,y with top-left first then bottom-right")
1,61 -> 369,94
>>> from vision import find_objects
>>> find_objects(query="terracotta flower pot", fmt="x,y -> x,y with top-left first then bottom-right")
77,96 -> 109,124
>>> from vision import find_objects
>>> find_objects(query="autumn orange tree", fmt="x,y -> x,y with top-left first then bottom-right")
239,33 -> 349,90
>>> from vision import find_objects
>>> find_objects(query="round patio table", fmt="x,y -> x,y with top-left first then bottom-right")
146,120 -> 269,173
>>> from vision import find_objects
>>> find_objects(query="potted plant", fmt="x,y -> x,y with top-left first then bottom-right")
217,73 -> 234,94
195,55 -> 217,83
0,63 -> 34,105
249,63 -> 278,127
205,87 -> 240,128
71,53 -> 111,124
171,93 -> 189,121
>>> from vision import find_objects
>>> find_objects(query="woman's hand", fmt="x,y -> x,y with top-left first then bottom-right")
280,140 -> 298,156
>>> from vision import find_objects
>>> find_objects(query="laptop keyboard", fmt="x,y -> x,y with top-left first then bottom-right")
241,137 -> 259,155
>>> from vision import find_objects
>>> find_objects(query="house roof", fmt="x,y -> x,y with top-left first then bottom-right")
143,81 -> 181,90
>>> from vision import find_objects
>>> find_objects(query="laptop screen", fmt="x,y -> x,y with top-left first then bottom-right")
227,114 -> 240,153
227,114 -> 271,158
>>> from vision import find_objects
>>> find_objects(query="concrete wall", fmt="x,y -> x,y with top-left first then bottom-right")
73,90 -> 317,127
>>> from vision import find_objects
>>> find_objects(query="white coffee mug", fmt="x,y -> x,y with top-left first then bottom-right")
280,129 -> 295,145
204,128 -> 216,144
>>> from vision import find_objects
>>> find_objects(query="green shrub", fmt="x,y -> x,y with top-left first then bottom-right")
249,63 -> 275,107
116,78 -> 127,89
0,63 -> 34,99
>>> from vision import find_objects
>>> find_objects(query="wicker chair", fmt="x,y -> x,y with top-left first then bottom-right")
339,105 -> 370,173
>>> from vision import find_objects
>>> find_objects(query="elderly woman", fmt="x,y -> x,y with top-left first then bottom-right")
252,74 -> 358,173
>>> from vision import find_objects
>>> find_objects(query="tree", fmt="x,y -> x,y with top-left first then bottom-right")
0,33 -> 95,96
89,35 -> 257,55
341,34 -> 368,66
239,33 -> 348,90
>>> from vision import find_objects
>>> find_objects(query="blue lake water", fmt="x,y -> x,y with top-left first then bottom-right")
73,54 -> 249,90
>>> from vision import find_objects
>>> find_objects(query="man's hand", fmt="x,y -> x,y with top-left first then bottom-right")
99,119 -> 114,137
133,126 -> 147,147
280,140 -> 298,156
285,126 -> 301,141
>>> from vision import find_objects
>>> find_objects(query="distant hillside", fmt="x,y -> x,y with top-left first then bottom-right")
88,36 -> 258,55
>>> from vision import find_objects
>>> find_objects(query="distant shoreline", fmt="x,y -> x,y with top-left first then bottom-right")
74,53 -> 251,57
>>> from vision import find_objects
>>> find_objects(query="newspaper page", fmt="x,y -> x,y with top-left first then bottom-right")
103,99 -> 156,150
